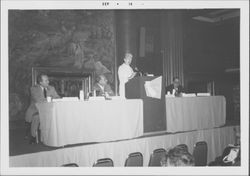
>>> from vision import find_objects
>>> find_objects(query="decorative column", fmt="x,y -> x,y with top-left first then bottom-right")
115,10 -> 137,94
115,10 -> 137,67
161,11 -> 184,87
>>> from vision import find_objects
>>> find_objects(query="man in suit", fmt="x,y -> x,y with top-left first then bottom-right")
165,77 -> 184,96
25,74 -> 60,144
93,74 -> 114,97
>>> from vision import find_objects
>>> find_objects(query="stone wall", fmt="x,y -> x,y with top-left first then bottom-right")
9,10 -> 115,120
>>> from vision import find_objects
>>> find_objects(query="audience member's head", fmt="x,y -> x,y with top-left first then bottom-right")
161,146 -> 195,166
222,146 -> 240,166
96,74 -> 108,86
37,74 -> 49,88
124,53 -> 133,65
233,127 -> 240,145
175,144 -> 189,152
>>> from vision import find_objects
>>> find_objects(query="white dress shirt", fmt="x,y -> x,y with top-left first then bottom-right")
40,86 -> 47,97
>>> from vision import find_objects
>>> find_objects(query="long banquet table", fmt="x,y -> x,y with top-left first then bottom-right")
36,99 -> 143,147
165,96 -> 226,132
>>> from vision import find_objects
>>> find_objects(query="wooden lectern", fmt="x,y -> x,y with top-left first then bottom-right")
125,76 -> 166,132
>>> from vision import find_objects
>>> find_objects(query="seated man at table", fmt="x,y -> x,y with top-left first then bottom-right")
93,74 -> 114,97
165,77 -> 184,96
161,146 -> 195,167
25,73 -> 60,144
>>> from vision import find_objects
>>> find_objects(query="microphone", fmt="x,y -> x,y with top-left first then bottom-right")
134,67 -> 142,76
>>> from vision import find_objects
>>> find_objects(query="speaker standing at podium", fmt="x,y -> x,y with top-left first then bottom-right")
118,53 -> 136,97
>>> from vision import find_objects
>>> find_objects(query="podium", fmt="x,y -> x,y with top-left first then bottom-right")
125,76 -> 166,132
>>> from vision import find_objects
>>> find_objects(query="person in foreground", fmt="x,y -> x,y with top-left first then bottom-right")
93,74 -> 114,97
165,77 -> 184,96
118,53 -> 136,97
25,74 -> 60,144
161,146 -> 195,166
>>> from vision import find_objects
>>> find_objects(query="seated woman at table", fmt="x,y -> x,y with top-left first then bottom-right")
93,74 -> 114,97
25,74 -> 60,144
165,77 -> 184,96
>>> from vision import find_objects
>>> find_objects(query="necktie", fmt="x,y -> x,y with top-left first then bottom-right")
43,88 -> 47,98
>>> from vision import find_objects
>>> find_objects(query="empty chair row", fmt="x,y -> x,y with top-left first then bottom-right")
62,141 -> 208,167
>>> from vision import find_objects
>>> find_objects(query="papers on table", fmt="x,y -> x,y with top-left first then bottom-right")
197,93 -> 211,97
88,97 -> 105,101
144,76 -> 162,99
182,93 -> 196,97
62,97 -> 79,101
52,99 -> 63,102
52,96 -> 125,102
52,97 -> 79,102
166,93 -> 211,98
165,94 -> 175,98
146,74 -> 154,77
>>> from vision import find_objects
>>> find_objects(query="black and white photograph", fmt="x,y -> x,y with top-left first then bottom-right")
0,0 -> 249,175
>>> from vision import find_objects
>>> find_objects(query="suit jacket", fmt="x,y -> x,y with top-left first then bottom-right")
93,83 -> 114,96
25,85 -> 60,122
165,84 -> 184,95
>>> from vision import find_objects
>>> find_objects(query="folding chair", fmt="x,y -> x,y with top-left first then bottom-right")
125,152 -> 143,167
193,141 -> 208,166
175,144 -> 189,152
93,158 -> 114,167
61,163 -> 79,167
148,148 -> 166,166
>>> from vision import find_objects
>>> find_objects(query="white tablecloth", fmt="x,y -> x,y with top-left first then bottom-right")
166,96 -> 226,132
36,99 -> 143,147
